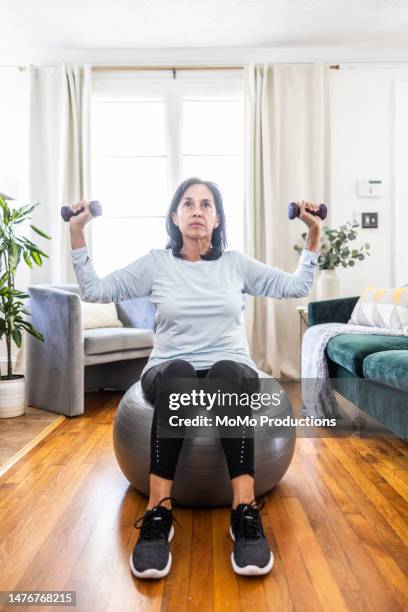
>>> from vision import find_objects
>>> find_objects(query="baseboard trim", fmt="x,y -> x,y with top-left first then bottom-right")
0,414 -> 66,479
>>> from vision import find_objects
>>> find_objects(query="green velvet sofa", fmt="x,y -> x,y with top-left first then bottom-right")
307,296 -> 408,441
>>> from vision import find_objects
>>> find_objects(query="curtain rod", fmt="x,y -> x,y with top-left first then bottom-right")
93,64 -> 341,71
2,63 -> 342,73
4,61 -> 408,71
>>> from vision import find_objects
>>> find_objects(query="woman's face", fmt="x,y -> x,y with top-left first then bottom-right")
171,184 -> 220,243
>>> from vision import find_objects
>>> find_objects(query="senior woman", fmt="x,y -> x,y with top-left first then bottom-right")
69,176 -> 321,579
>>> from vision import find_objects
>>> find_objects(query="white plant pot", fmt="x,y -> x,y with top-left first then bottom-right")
316,269 -> 340,300
0,375 -> 27,418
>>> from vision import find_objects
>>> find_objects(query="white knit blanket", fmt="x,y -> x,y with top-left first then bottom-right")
300,322 -> 408,419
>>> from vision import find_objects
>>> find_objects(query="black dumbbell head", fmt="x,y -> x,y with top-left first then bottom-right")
288,202 -> 327,220
61,200 -> 102,222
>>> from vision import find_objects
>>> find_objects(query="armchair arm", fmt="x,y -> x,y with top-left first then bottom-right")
26,285 -> 85,417
307,296 -> 359,327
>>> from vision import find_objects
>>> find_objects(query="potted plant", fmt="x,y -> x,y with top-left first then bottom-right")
294,220 -> 371,299
0,195 -> 51,417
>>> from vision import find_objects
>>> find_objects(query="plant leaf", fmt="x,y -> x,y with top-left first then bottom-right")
30,225 -> 51,240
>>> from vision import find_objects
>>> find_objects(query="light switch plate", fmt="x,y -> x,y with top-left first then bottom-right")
361,212 -> 378,228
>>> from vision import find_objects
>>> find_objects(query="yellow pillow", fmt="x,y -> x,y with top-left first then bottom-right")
81,302 -> 123,330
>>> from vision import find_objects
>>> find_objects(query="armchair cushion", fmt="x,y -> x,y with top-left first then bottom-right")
84,327 -> 154,356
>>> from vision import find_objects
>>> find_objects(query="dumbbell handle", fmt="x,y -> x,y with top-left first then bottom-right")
61,200 -> 102,222
288,202 -> 327,220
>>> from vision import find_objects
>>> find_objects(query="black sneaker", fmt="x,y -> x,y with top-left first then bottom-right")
129,497 -> 178,579
230,499 -> 274,576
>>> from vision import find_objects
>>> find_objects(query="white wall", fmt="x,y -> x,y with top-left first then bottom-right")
329,66 -> 408,298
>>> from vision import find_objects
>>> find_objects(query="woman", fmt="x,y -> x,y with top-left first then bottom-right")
69,177 -> 321,579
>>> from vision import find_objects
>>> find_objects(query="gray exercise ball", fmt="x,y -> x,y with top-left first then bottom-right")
113,372 -> 296,507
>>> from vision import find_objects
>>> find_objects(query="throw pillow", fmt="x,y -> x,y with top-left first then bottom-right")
347,285 -> 408,332
81,301 -> 124,330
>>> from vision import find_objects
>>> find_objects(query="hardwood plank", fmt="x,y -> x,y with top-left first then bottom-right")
0,423 -> 108,514
282,496 -> 349,612
289,453 -> 361,595
13,444 -> 123,592
188,509 -> 214,611
341,439 -> 388,484
349,438 -> 408,492
260,503 -> 293,612
322,438 -> 408,546
0,424 -> 110,590
296,445 -> 405,611
0,415 -> 66,479
160,507 -> 193,612
105,491 -> 163,612
315,440 -> 408,552
346,512 -> 408,610
63,466 -> 156,612
385,436 -> 408,457
212,508 -> 240,612
267,490 -> 324,612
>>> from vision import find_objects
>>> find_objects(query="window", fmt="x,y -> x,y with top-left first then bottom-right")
91,70 -> 244,275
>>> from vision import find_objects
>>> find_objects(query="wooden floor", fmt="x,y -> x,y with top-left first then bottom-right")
0,405 -> 64,475
0,388 -> 407,612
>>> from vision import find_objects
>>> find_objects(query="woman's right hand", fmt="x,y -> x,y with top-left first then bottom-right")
69,200 -> 93,229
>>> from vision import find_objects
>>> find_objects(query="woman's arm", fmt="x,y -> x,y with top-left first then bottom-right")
69,200 -> 156,303
239,200 -> 322,299
238,248 -> 319,299
69,199 -> 92,249
70,225 -> 86,250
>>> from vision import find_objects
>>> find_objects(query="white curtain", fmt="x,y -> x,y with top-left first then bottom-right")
15,64 -> 92,375
27,63 -> 92,285
243,63 -> 331,379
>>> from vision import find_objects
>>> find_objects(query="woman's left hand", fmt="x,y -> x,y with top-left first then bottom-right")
298,200 -> 323,230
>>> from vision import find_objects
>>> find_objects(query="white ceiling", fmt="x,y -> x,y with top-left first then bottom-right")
1,0 -> 408,50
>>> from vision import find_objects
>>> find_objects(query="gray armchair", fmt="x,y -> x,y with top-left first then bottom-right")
26,284 -> 156,417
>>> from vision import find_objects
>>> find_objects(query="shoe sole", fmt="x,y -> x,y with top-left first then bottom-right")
229,526 -> 274,576
129,524 -> 174,579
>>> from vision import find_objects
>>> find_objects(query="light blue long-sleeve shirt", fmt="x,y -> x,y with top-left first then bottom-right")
71,246 -> 319,376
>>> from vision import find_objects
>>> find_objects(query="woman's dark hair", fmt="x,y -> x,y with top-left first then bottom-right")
165,177 -> 227,260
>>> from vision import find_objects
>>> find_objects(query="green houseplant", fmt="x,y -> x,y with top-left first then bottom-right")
294,220 -> 371,299
0,195 -> 51,417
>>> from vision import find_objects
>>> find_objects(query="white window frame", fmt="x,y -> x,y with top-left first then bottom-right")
91,69 -> 244,262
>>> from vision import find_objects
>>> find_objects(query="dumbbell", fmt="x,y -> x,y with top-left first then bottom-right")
61,200 -> 102,222
288,202 -> 327,220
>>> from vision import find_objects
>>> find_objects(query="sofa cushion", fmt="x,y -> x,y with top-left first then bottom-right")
325,334 -> 408,377
362,350 -> 408,393
348,285 -> 408,331
81,301 -> 123,330
84,327 -> 154,356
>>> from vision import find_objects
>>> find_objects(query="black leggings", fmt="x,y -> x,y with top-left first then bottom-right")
141,359 -> 260,481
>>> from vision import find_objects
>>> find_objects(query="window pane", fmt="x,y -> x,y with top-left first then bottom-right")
224,216 -> 243,252
92,156 -> 170,217
92,216 -> 242,277
182,100 -> 244,155
182,155 -> 244,217
92,217 -> 168,276
92,101 -> 166,156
